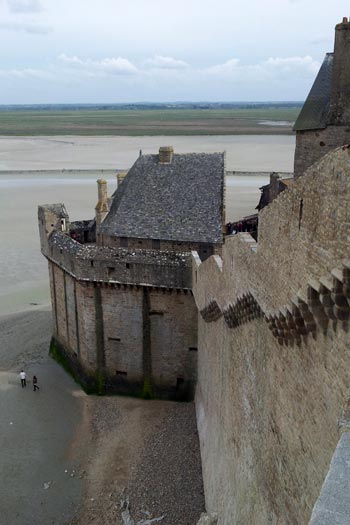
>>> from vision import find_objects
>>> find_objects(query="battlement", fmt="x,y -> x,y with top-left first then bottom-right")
44,230 -> 192,290
192,146 -> 350,523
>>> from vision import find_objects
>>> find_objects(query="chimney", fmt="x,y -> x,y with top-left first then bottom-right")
159,146 -> 174,164
117,171 -> 128,186
328,17 -> 350,124
95,179 -> 109,228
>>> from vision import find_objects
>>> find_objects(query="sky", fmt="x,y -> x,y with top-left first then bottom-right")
0,0 -> 348,104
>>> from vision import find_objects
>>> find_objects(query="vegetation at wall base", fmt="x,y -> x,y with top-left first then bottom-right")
141,375 -> 155,400
49,338 -> 97,395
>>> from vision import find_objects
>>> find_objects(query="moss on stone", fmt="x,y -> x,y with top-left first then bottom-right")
141,375 -> 155,399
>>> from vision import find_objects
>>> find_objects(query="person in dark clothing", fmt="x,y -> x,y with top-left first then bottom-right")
33,375 -> 40,391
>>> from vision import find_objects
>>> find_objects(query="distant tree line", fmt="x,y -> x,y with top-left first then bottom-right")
0,102 -> 303,112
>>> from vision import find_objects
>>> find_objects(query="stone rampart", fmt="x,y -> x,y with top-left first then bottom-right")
43,231 -> 192,290
294,125 -> 350,177
40,215 -> 197,399
193,147 -> 350,523
99,234 -> 221,261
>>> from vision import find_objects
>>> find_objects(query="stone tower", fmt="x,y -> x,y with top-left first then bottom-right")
38,147 -> 225,400
294,18 -> 350,177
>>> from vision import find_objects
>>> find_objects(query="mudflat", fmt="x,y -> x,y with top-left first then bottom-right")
0,134 -> 295,171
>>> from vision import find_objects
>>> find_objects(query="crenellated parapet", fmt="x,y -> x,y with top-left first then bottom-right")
193,146 -> 350,347
195,146 -> 350,525
197,261 -> 350,346
42,229 -> 192,290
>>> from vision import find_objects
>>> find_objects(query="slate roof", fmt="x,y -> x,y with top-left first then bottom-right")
100,152 -> 225,244
40,203 -> 69,217
293,53 -> 334,131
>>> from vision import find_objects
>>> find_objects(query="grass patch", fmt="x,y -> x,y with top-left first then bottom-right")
141,375 -> 155,400
49,337 -> 98,395
0,107 -> 301,136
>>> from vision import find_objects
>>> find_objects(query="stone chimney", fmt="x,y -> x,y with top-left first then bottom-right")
328,17 -> 350,125
159,146 -> 174,164
117,171 -> 128,186
95,179 -> 109,229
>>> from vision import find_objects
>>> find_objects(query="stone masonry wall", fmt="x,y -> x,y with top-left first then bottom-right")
149,289 -> 198,389
294,125 -> 350,177
49,260 -> 197,398
193,147 -> 350,523
102,285 -> 143,382
44,233 -> 192,290
100,235 -> 221,260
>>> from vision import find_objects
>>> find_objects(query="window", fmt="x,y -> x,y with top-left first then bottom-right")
126,263 -> 130,269
120,237 -> 128,248
90,260 -> 94,267
152,239 -> 160,249
107,267 -> 115,276
298,199 -> 304,230
108,337 -> 121,342
188,347 -> 198,352
176,378 -> 184,390
116,370 -> 127,376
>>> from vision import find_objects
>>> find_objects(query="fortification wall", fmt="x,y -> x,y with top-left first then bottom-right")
49,261 -> 197,398
294,125 -> 350,177
99,235 -> 221,260
193,147 -> 350,523
43,232 -> 192,290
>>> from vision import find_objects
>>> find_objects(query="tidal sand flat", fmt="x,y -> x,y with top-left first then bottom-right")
0,135 -> 295,171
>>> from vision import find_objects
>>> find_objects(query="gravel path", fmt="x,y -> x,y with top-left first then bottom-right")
73,397 -> 205,524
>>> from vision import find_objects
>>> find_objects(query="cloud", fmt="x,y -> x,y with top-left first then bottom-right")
0,21 -> 51,34
263,56 -> 320,74
0,67 -> 52,79
143,55 -> 189,70
58,54 -> 138,75
205,58 -> 240,75
205,55 -> 320,79
6,0 -> 43,13
0,52 -> 321,103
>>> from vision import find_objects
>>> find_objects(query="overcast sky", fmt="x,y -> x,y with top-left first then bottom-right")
0,0 -> 348,104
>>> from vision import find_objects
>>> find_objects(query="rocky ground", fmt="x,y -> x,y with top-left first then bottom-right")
0,309 -> 205,525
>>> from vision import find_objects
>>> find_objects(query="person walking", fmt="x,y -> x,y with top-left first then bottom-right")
33,375 -> 40,392
19,370 -> 26,388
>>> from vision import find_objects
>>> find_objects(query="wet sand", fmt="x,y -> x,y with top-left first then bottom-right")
0,309 -> 84,525
0,135 -> 295,172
